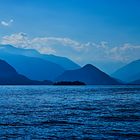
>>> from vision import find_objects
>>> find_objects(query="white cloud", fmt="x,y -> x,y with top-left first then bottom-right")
1,33 -> 83,54
1,19 -> 13,27
0,32 -> 140,65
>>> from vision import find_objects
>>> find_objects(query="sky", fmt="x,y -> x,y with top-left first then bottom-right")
0,0 -> 140,73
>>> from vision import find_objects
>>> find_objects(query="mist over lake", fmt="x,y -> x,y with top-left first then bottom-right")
0,86 -> 139,139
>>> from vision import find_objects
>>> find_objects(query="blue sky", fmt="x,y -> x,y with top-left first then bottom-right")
0,0 -> 140,73
0,0 -> 140,44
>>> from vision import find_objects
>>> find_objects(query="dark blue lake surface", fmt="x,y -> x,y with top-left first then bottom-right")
0,86 -> 140,139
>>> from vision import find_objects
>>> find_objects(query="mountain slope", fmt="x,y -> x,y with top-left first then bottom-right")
0,59 -> 52,85
41,54 -> 80,70
56,64 -> 121,85
0,52 -> 64,81
92,61 -> 126,74
129,79 -> 140,85
112,59 -> 140,82
0,44 -> 80,70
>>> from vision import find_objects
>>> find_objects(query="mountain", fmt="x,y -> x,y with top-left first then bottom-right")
129,79 -> 140,85
127,72 -> 140,82
0,59 -> 52,85
0,52 -> 64,81
55,64 -> 121,85
112,59 -> 140,82
0,44 -> 80,70
40,54 -> 80,70
92,61 -> 126,74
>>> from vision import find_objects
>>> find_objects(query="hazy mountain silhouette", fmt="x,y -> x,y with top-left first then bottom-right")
0,59 -> 52,85
112,59 -> 140,82
129,79 -> 140,85
91,61 -> 126,74
41,54 -> 80,70
56,64 -> 121,85
0,45 -> 80,70
129,72 -> 140,81
0,52 -> 64,81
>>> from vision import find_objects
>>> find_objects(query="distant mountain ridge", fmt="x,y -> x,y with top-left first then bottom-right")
0,52 -> 64,81
0,59 -> 52,85
56,64 -> 121,85
129,79 -> 140,85
0,45 -> 80,70
0,44 -> 139,85
0,44 -> 80,80
112,59 -> 140,82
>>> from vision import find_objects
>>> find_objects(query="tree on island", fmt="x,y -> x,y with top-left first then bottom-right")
53,81 -> 86,85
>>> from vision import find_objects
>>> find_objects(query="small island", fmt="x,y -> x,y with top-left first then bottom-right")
53,81 -> 86,86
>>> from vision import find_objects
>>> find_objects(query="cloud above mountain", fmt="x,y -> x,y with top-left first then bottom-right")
1,32 -> 140,65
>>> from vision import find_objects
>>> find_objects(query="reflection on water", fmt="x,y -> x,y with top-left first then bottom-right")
0,86 -> 140,139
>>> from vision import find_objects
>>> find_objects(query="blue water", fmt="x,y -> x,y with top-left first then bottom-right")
0,86 -> 140,139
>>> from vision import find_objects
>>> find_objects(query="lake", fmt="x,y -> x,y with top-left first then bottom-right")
0,86 -> 140,139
